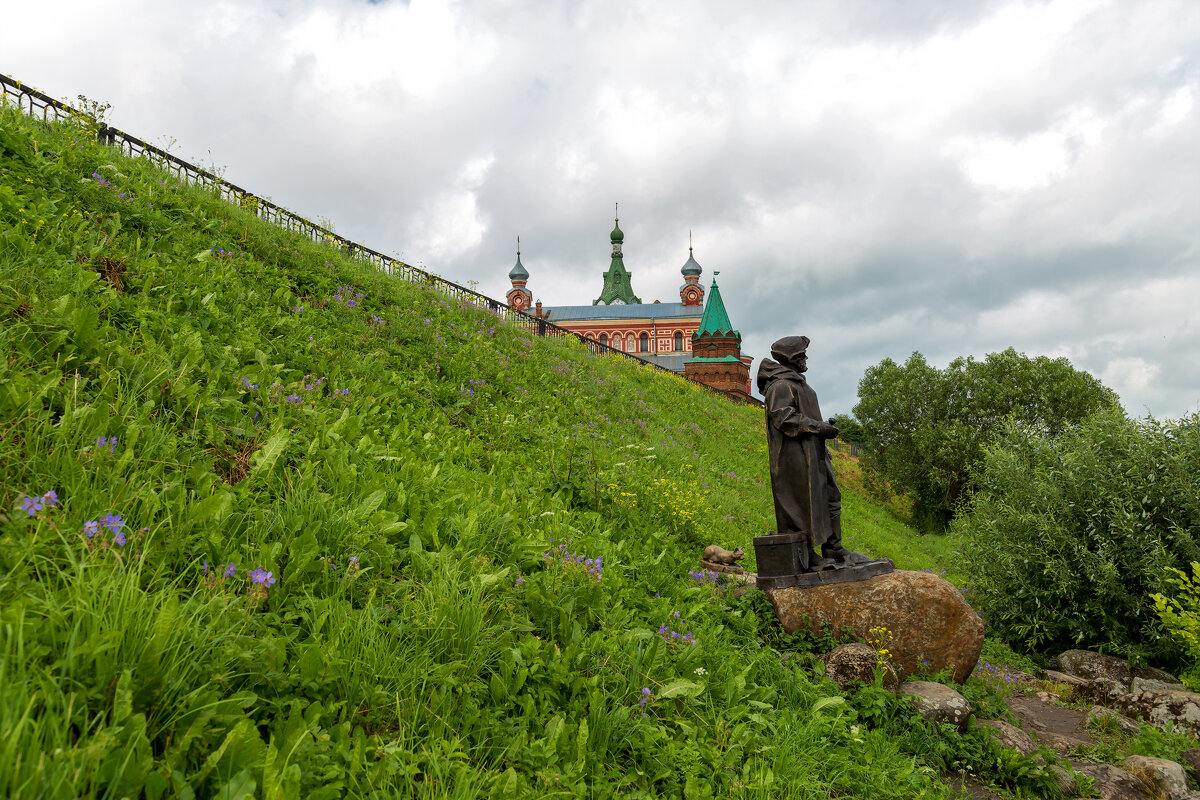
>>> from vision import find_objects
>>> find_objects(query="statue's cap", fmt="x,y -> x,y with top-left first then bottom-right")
770,335 -> 810,362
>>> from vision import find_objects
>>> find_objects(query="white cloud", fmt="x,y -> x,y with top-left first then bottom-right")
406,153 -> 495,263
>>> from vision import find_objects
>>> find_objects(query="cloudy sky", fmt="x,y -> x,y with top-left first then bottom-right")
5,0 -> 1198,418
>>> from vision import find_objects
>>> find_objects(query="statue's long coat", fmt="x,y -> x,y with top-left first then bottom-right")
757,359 -> 841,558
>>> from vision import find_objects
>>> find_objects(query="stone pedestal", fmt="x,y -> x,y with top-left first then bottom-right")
757,557 -> 894,590
763,570 -> 984,683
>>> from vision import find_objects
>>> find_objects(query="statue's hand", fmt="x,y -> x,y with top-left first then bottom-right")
821,423 -> 840,439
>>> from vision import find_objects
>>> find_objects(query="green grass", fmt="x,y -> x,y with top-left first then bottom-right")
1,103 -> 1033,799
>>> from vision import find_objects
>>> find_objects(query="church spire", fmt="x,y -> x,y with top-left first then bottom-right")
695,272 -> 738,338
594,205 -> 640,305
679,230 -> 704,306
508,236 -> 528,281
505,235 -> 532,311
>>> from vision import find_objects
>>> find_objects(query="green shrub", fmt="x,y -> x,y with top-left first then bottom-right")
956,410 -> 1200,661
1152,562 -> 1200,689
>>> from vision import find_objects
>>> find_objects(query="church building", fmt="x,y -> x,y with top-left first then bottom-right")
505,213 -> 752,397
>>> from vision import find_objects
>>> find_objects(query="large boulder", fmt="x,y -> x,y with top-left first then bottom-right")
763,570 -> 983,683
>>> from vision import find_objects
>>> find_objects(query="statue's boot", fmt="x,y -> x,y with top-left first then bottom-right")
807,550 -> 836,571
821,516 -> 852,563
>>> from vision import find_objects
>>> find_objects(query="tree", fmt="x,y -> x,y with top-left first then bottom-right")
853,347 -> 1119,530
830,413 -> 866,444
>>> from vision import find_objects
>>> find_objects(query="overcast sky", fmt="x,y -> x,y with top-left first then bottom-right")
5,0 -> 1198,418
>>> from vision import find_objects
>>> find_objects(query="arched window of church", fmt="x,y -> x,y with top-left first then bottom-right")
599,333 -> 608,347
674,331 -> 683,351
639,333 -> 649,352
626,334 -> 635,352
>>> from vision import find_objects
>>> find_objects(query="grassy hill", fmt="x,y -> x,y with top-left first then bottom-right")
2,103 -> 966,799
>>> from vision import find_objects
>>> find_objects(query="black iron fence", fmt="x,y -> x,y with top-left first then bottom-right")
0,73 -> 761,407
826,440 -> 866,458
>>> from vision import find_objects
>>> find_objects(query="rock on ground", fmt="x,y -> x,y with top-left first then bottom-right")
976,719 -> 1038,756
1074,763 -> 1154,800
1003,694 -> 1095,755
764,570 -> 984,682
1122,756 -> 1192,800
1041,668 -> 1090,688
1057,650 -> 1138,687
820,642 -> 898,690
1087,706 -> 1142,735
1179,747 -> 1200,780
900,681 -> 972,730
1116,689 -> 1200,739
1057,649 -> 1181,692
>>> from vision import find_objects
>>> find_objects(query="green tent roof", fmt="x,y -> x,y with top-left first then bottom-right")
695,277 -> 738,338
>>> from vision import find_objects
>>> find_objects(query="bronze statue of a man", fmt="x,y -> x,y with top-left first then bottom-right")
757,336 -> 850,572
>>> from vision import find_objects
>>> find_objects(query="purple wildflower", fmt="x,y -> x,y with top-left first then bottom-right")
224,563 -> 237,578
21,496 -> 44,516
82,520 -> 100,538
250,568 -> 276,587
42,490 -> 58,506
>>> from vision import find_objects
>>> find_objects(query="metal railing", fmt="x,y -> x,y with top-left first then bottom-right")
826,440 -> 865,458
0,73 -> 758,406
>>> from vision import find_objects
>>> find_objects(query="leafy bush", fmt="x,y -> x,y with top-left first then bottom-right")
1152,562 -> 1200,689
854,348 -> 1118,531
956,410 -> 1200,661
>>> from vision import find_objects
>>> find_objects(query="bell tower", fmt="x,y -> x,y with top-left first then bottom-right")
679,232 -> 705,306
505,237 -> 532,311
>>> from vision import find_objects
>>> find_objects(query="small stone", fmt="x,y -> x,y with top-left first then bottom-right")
821,642 -> 898,690
1047,765 -> 1079,797
899,681 -> 971,730
779,651 -> 804,667
976,719 -> 1038,755
1122,756 -> 1190,800
1005,668 -> 1036,684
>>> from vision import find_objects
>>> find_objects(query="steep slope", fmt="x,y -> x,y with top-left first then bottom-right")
0,105 -> 950,799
